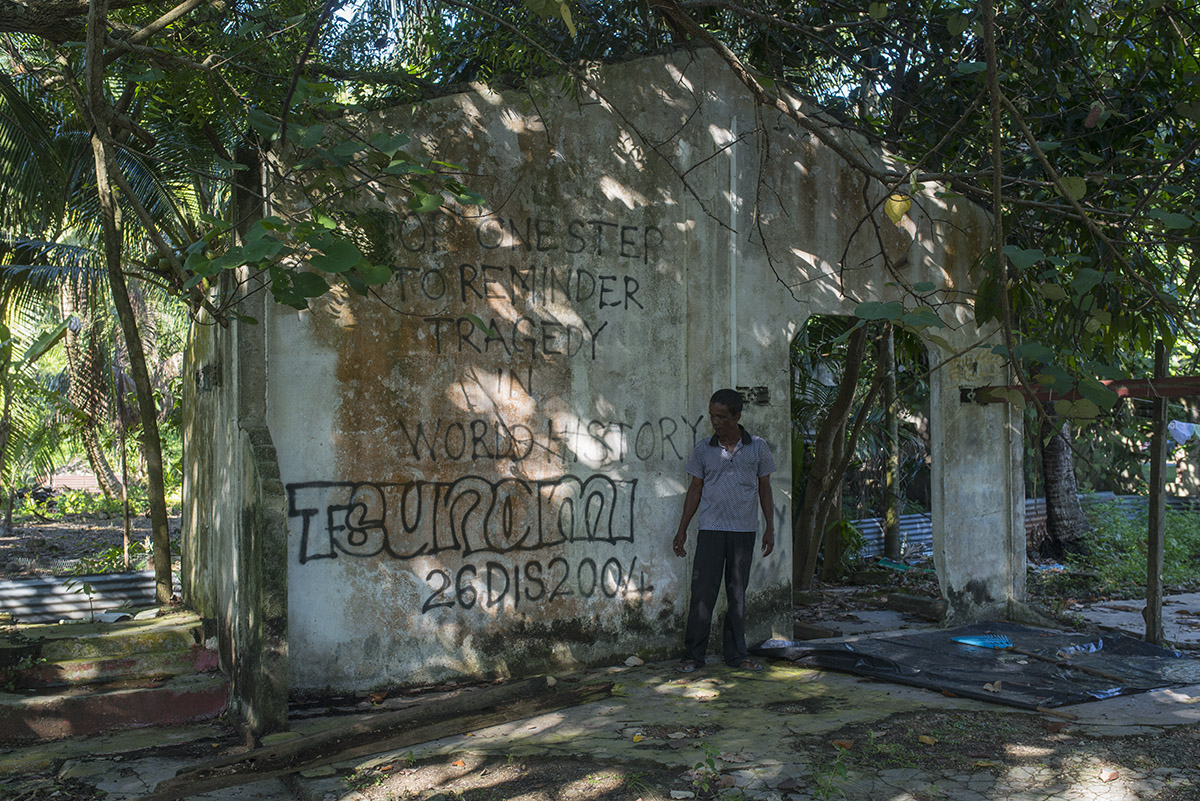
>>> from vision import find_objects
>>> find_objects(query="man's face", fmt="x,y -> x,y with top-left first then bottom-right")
709,402 -> 741,441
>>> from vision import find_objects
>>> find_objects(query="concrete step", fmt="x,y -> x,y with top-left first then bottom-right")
0,610 -> 204,665
9,644 -> 219,689
0,672 -> 229,742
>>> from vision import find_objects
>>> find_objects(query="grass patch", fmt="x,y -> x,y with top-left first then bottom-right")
1070,502 -> 1200,597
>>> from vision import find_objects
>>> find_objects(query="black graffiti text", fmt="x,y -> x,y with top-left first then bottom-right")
289,474 -> 637,564
423,315 -> 608,360
396,211 -> 664,264
420,555 -> 653,614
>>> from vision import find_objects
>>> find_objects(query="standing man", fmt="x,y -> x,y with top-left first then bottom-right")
672,388 -> 776,672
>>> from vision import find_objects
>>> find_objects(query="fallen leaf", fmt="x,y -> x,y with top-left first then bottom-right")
379,764 -> 394,772
1099,768 -> 1119,783
720,751 -> 752,763
453,759 -> 466,767
546,676 -> 557,687
984,681 -> 1002,693
668,732 -> 688,739
972,760 -> 998,768
831,739 -> 854,751
1047,721 -> 1069,733
717,775 -> 736,788
777,777 -> 804,790
632,734 -> 644,742
625,656 -> 645,667
918,735 -> 937,745
670,791 -> 695,799
368,691 -> 388,704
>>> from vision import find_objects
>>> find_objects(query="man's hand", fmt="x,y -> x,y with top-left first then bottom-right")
761,529 -> 774,557
673,530 -> 688,557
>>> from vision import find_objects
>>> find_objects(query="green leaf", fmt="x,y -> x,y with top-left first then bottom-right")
248,217 -> 288,240
868,2 -> 888,19
1058,176 -> 1087,200
955,62 -> 987,75
357,263 -> 393,285
1039,283 -> 1067,301
383,161 -> 435,176
22,319 -> 70,366
1148,209 -> 1195,230
1014,341 -> 1055,363
247,108 -> 278,138
464,314 -> 499,338
1054,398 -> 1100,419
912,281 -> 937,293
327,140 -> 366,160
1035,140 -> 1061,151
296,124 -> 325,149
1002,246 -> 1044,271
1077,377 -> 1118,410
1178,101 -> 1200,123
242,237 -> 284,263
371,131 -> 411,153
310,236 -> 363,274
855,301 -> 904,321
185,251 -> 217,277
947,11 -> 971,36
408,191 -> 444,213
452,187 -> 485,206
291,271 -> 330,298
1071,267 -> 1103,295
129,66 -> 165,83
901,307 -> 947,328
994,388 -> 1027,410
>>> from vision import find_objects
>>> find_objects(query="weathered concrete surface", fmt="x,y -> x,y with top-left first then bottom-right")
5,655 -> 1197,801
1071,591 -> 1200,650
185,46 -> 1017,697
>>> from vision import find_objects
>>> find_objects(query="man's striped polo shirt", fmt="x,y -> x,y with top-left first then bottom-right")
684,426 -> 776,532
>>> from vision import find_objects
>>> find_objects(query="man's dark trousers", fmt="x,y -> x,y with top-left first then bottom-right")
683,529 -> 756,665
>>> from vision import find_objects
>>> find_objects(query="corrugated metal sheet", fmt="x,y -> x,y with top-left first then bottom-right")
849,493 -> 1173,560
0,570 -> 181,625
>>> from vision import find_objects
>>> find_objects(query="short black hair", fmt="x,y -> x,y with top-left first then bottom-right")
709,388 -> 743,416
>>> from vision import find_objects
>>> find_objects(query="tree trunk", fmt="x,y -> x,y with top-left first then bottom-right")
87,0 -> 172,604
1038,416 -> 1090,559
818,428 -> 846,583
59,283 -> 123,497
882,324 -> 901,560
795,324 -> 870,589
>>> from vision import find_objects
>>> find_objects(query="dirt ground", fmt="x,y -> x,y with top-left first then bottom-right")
2,521 -> 1197,801
0,514 -> 178,579
328,712 -> 1200,801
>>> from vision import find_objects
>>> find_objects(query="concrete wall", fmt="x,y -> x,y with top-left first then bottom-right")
186,47 -> 1021,698
183,277 -> 289,732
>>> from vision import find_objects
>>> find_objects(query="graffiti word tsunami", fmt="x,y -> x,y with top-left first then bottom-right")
289,475 -> 636,564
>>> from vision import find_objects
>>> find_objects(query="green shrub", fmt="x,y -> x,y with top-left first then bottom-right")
1075,501 -> 1200,595
70,534 -> 179,575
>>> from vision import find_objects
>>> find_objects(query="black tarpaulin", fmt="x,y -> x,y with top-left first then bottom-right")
752,620 -> 1198,709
